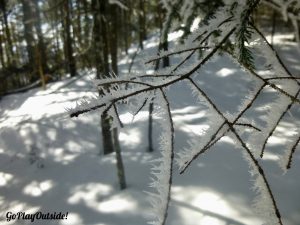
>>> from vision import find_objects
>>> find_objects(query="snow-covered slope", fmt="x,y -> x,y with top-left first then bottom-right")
0,34 -> 300,225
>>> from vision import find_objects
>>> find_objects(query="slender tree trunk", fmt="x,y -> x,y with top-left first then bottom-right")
76,0 -> 82,46
10,23 -> 21,66
271,10 -> 276,46
35,45 -> 46,90
0,32 -> 5,68
52,8 -> 61,71
138,0 -> 146,49
63,0 -> 76,77
33,0 -> 48,73
113,128 -> 126,190
21,0 -> 37,81
148,100 -> 154,152
109,4 -> 118,75
83,0 -> 90,46
122,8 -> 129,54
92,0 -> 114,155
0,0 -> 14,65
109,2 -> 126,190
92,0 -> 126,189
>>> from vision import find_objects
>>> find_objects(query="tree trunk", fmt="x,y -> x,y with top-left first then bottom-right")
83,0 -> 90,46
35,45 -> 46,90
63,0 -> 76,77
33,0 -> 48,73
148,101 -> 154,152
92,0 -> 114,155
122,8 -> 129,54
0,31 -> 5,68
109,2 -> 126,189
21,0 -> 37,81
109,4 -> 118,75
0,0 -> 14,65
138,0 -> 146,49
271,10 -> 276,46
113,128 -> 126,190
76,0 -> 82,46
10,22 -> 21,66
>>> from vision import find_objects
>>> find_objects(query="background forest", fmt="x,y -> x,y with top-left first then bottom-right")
0,0 -> 298,95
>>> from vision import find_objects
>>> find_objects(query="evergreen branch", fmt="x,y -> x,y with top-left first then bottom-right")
230,128 -> 283,225
192,16 -> 234,42
70,103 -> 106,118
171,27 -> 236,73
179,120 -> 227,174
137,74 -> 182,79
286,136 -> 300,169
180,82 -> 267,174
145,14 -> 234,66
251,23 -> 300,85
231,52 -> 300,104
260,89 -> 300,158
182,77 -> 282,225
70,28 -> 236,118
234,123 -> 261,131
145,46 -> 211,65
97,79 -> 155,88
159,88 -> 175,225
266,77 -> 300,81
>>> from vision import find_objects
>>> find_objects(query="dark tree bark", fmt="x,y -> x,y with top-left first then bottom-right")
63,0 -> 76,77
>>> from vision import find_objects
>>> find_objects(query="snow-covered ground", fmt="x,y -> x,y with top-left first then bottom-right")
0,33 -> 300,225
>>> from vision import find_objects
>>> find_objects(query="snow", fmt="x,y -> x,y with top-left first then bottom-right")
0,32 -> 300,225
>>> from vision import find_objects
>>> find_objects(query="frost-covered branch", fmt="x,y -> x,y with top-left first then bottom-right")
183,77 -> 283,225
286,136 -> 300,169
69,1 -> 300,224
148,89 -> 175,225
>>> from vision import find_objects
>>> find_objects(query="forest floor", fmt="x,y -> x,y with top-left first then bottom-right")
0,32 -> 300,225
